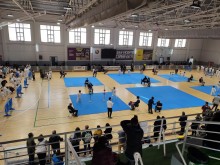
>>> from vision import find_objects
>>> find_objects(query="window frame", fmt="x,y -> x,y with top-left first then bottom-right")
174,39 -> 186,48
94,28 -> 111,45
8,23 -> 31,42
118,30 -> 133,46
40,25 -> 61,43
139,32 -> 153,47
157,38 -> 170,47
69,28 -> 87,44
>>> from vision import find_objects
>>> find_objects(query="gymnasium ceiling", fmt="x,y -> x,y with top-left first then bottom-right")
0,0 -> 220,32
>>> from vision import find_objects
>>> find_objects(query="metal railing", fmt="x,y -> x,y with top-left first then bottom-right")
0,113 -> 201,165
176,119 -> 220,165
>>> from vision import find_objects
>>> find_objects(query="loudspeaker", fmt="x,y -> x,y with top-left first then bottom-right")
39,55 -> 43,60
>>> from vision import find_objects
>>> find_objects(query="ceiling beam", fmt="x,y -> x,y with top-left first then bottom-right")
11,0 -> 35,21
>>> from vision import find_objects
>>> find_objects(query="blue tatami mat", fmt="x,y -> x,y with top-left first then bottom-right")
191,85 -> 220,96
127,86 -> 205,110
64,77 -> 103,87
158,74 -> 189,82
107,73 -> 160,84
70,92 -> 130,116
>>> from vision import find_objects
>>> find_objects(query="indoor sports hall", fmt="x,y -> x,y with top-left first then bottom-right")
0,1 -> 220,165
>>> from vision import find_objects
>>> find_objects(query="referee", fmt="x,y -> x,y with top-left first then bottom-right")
107,97 -> 113,118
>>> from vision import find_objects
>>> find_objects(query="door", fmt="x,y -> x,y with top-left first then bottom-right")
50,56 -> 58,66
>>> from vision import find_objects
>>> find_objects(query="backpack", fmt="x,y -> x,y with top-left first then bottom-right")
84,131 -> 92,143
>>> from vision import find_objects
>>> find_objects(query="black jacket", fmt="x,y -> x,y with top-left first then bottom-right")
120,120 -> 144,160
49,134 -> 63,149
179,115 -> 187,127
26,137 -> 36,154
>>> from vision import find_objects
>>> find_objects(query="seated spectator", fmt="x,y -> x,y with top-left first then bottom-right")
94,125 -> 102,142
84,78 -> 89,87
104,123 -> 113,142
199,77 -> 205,86
91,136 -> 114,165
67,103 -> 78,117
155,100 -> 162,113
129,96 -> 140,110
188,74 -> 193,82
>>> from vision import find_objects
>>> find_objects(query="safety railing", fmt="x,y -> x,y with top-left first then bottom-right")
0,113 -> 201,165
176,119 -> 220,165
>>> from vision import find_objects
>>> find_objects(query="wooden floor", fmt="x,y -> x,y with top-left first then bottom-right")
0,69 -> 219,142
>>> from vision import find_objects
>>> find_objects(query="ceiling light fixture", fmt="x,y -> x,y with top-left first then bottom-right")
184,19 -> 190,23
131,14 -> 138,17
190,0 -> 201,9
16,19 -> 20,22
165,28 -> 168,30
58,19 -> 62,22
64,7 -> 72,10
148,30 -> 152,32
57,22 -> 60,25
7,14 -> 14,17
122,27 -> 125,30
135,25 -> 138,28
91,25 -> 95,28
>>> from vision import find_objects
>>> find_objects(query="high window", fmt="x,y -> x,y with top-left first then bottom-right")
139,32 -> 153,46
40,25 -> 60,43
8,23 -> 31,41
118,30 -> 133,46
157,38 -> 170,47
69,28 -> 86,44
174,39 -> 186,47
94,29 -> 110,45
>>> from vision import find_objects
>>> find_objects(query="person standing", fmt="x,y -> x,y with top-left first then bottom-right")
179,112 -> 188,134
82,125 -> 92,156
212,94 -> 220,111
49,130 -> 63,154
112,87 -> 117,99
210,86 -> 216,96
36,134 -> 47,165
70,127 -> 81,155
76,90 -> 82,103
104,123 -> 113,142
107,97 -> 113,118
153,116 -> 161,141
148,97 -> 155,114
121,115 -> 143,164
26,132 -> 36,165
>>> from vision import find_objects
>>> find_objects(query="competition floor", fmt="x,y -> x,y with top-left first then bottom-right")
0,69 -> 219,142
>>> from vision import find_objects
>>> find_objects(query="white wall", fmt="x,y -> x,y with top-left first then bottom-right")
0,21 -> 205,64
200,39 -> 220,64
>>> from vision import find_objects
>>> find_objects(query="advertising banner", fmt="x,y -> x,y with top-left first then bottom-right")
92,48 -> 101,60
135,49 -> 143,61
143,50 -> 153,60
67,48 -> 90,60
116,50 -> 134,60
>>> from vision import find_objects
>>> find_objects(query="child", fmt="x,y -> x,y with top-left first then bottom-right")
112,87 -> 117,98
76,90 -> 82,103
210,86 -> 216,96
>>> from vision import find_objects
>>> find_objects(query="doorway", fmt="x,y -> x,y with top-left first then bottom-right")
50,56 -> 58,66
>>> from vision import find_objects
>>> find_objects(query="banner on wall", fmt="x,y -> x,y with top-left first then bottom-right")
135,49 -> 143,61
92,48 -> 101,60
143,50 -> 153,60
116,50 -> 134,60
67,48 -> 90,60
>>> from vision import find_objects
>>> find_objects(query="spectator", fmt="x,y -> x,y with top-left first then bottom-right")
201,102 -> 211,117
70,127 -> 81,155
117,130 -> 126,154
49,130 -> 63,154
91,136 -> 114,165
191,114 -> 202,136
104,123 -> 113,142
212,94 -> 220,111
153,116 -> 161,141
94,125 -> 102,142
26,132 -> 36,165
36,134 -> 47,165
121,115 -> 144,164
162,116 -> 167,132
82,125 -> 92,156
204,111 -> 220,149
179,112 -> 188,134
